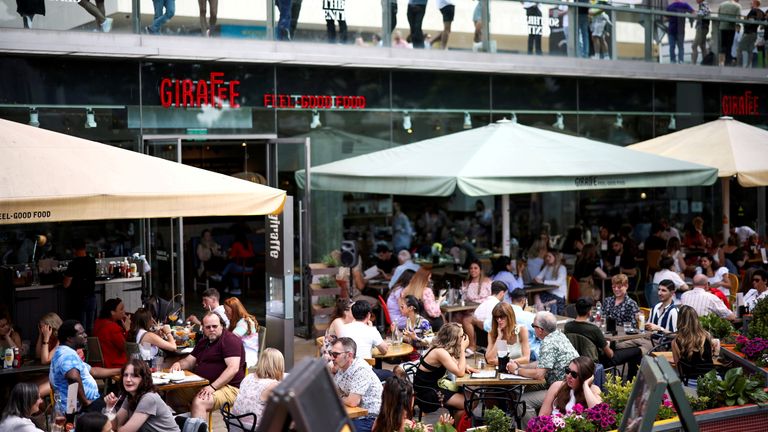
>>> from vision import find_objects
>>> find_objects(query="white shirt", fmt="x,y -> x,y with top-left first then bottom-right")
743,288 -> 768,311
680,287 -> 732,319
653,269 -> 687,289
536,265 -> 567,299
436,0 -> 455,8
212,304 -> 231,328
734,226 -> 756,245
474,296 -> 500,322
695,266 -> 730,297
340,321 -> 384,359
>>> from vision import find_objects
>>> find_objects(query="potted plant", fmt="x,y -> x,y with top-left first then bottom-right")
696,367 -> 768,407
747,297 -> 768,340
526,403 -> 617,432
484,407 -> 512,432
699,313 -> 736,342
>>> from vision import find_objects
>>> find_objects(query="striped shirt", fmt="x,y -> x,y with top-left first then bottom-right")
680,287 -> 732,319
649,301 -> 678,332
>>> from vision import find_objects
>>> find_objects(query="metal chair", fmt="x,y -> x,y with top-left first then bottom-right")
125,342 -> 140,359
86,337 -> 104,365
464,386 -> 527,430
727,273 -> 739,307
220,402 -> 257,432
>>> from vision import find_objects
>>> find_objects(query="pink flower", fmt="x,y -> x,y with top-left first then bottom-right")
572,403 -> 585,415
552,415 -> 566,429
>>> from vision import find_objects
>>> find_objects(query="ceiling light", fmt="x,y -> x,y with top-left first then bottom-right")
29,108 -> 39,127
553,113 -> 564,130
614,113 -> 623,129
463,112 -> 472,129
310,110 -> 322,129
668,114 -> 676,130
403,112 -> 412,134
84,108 -> 97,128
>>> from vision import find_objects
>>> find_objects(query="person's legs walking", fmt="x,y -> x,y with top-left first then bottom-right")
276,0 -> 292,40
208,0 -> 218,33
339,19 -> 348,43
407,4 -> 426,48
669,32 -> 678,63
578,16 -> 590,58
390,3 -> 397,32
326,20 -> 336,42
197,0 -> 208,35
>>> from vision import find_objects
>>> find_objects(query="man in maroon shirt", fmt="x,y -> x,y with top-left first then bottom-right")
170,311 -> 245,419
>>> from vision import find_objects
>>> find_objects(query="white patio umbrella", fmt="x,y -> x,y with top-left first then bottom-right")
628,116 -> 768,240
0,118 -> 287,224
297,119 -> 718,255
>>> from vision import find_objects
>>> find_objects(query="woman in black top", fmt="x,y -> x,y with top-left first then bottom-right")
413,323 -> 474,418
673,305 -> 716,385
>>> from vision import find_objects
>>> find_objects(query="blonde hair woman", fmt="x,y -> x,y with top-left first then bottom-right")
231,348 -> 285,430
36,312 -> 63,364
413,323 -> 476,418
402,268 -> 443,327
533,250 -> 567,315
485,303 -> 530,366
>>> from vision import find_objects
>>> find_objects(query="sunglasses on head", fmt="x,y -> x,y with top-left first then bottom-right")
564,368 -> 579,379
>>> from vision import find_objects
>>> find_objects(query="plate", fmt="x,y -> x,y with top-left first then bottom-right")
152,378 -> 170,385
168,371 -> 186,381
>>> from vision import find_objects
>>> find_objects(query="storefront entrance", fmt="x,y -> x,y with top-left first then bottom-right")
141,134 -> 312,340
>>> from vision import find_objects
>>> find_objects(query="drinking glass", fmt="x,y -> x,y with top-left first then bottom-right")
623,322 -> 631,333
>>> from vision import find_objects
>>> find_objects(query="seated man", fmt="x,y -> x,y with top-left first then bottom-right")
564,297 -> 642,378
473,281 -> 506,329
680,274 -> 735,320
186,288 -> 230,328
508,311 -> 579,415
744,269 -> 768,312
374,244 -> 399,280
50,320 -> 121,414
170,312 -> 245,419
340,301 -> 392,381
388,250 -> 421,289
330,337 -> 383,432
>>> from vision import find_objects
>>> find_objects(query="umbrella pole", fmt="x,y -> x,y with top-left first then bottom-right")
502,195 -> 510,256
722,178 -> 730,243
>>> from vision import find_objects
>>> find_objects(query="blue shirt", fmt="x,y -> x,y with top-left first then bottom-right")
50,345 -> 100,412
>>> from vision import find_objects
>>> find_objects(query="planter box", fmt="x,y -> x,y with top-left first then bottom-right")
649,403 -> 768,431
721,347 -> 768,386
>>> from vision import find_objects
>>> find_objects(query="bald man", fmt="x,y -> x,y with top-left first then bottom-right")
680,274 -> 735,320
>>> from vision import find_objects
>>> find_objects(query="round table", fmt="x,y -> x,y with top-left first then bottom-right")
372,342 -> 414,368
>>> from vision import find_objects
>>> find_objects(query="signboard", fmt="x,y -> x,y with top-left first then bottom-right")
721,91 -> 760,116
159,72 -> 241,108
263,94 -> 366,110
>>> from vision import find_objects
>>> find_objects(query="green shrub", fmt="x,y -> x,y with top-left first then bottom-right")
699,313 -> 735,340
319,276 -> 337,288
321,254 -> 340,267
696,367 -> 768,407
747,296 -> 768,340
483,407 -> 512,432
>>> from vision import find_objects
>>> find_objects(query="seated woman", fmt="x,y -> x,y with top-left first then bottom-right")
0,309 -> 22,352
127,308 -> 177,361
373,376 -> 453,432
196,229 -> 226,277
399,295 -> 433,350
322,298 -> 354,360
573,244 -> 608,301
533,250 -> 567,315
695,254 -> 731,299
387,270 -> 416,330
403,268 -> 444,331
672,305 -> 718,386
93,298 -> 129,368
484,303 -> 530,366
224,297 -> 260,368
104,358 -> 180,432
0,382 -> 45,432
539,356 -> 602,416
454,260 -> 492,351
413,323 -> 476,418
36,312 -> 63,365
232,348 -> 285,431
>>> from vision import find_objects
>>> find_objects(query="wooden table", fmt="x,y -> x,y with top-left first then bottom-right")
113,370 -> 209,392
441,302 -> 479,322
345,405 -> 369,419
455,366 -> 545,387
0,361 -> 49,377
372,343 -> 414,368
604,327 -> 651,343
650,351 -> 723,368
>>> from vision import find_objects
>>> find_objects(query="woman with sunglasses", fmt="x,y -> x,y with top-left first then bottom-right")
539,356 -> 602,416
485,302 -> 530,366
413,323 -> 476,418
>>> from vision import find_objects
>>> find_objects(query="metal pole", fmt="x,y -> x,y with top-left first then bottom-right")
481,0 -> 490,52
132,0 -> 140,34
722,177 -> 730,243
502,194 -> 510,256
757,187 -> 766,238
267,0 -> 275,41
381,0 -> 392,48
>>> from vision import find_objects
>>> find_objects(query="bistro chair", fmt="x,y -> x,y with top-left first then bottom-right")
727,273 -> 739,306
125,342 -> 140,359
315,336 -> 325,357
220,402 -> 257,432
464,386 -> 526,430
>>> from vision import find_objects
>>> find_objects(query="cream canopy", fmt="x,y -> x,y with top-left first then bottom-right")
628,116 -> 768,240
0,119 -> 287,224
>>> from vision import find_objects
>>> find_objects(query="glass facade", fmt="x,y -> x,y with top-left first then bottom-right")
1,54 -> 767,306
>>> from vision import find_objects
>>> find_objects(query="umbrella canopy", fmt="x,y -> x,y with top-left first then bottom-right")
296,120 -> 718,196
0,119 -> 287,225
628,116 -> 768,240
627,117 -> 768,187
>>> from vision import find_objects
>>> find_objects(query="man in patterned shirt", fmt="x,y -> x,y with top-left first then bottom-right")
508,311 -> 578,416
331,337 -> 382,432
50,320 -> 121,414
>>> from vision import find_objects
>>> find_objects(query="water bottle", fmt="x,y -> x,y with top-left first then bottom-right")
595,301 -> 603,328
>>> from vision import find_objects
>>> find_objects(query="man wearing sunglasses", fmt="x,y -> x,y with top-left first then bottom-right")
330,337 -> 382,432
744,269 -> 768,312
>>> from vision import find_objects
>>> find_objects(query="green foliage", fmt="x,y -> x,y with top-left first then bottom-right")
433,422 -> 457,432
699,313 -> 736,339
686,395 -> 712,412
321,254 -> 341,267
747,296 -> 768,340
317,296 -> 336,308
483,407 -> 512,432
601,373 -> 634,415
319,276 -> 337,288
696,367 -> 768,408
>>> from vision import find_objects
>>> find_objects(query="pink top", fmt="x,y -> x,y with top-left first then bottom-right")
421,287 -> 442,318
462,280 -> 492,303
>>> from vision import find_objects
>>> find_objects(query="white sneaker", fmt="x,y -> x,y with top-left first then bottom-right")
101,17 -> 113,33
